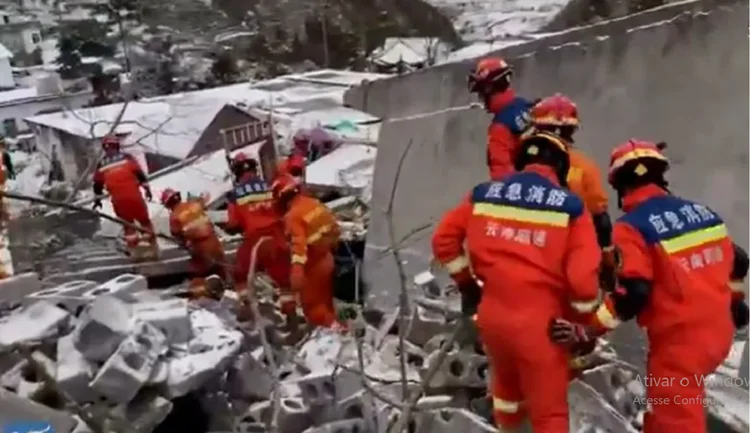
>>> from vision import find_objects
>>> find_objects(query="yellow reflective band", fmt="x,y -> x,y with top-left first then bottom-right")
595,302 -> 621,330
660,224 -> 728,254
237,192 -> 273,205
610,148 -> 667,171
303,207 -> 325,223
183,215 -> 210,231
124,234 -> 139,241
100,160 -> 128,171
730,281 -> 745,293
291,254 -> 306,265
279,294 -> 296,303
569,356 -> 586,370
444,255 -> 469,274
473,203 -> 569,227
492,397 -> 521,413
570,298 -> 598,313
307,224 -> 332,244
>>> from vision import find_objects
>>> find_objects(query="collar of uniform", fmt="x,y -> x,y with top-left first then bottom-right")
621,184 -> 668,212
486,89 -> 516,113
523,163 -> 560,185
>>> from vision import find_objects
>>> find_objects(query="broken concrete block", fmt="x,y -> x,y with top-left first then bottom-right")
0,301 -> 70,347
423,333 -> 459,354
56,334 -> 96,403
163,320 -> 243,398
83,274 -> 148,301
292,367 -> 361,407
120,391 -> 174,433
24,280 -> 98,312
413,408 -> 496,433
0,272 -> 43,304
422,350 -> 487,390
89,319 -> 167,404
0,360 -> 25,391
302,418 -> 367,433
73,295 -> 133,362
132,298 -> 192,344
277,397 -> 312,433
406,306 -> 447,346
226,350 -> 274,400
414,270 -> 442,298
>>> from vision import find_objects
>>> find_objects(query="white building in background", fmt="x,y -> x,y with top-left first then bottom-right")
0,19 -> 42,55
368,37 -> 452,72
0,73 -> 91,138
0,43 -> 12,89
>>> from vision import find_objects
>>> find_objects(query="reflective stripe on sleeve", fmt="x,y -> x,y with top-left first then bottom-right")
307,224 -> 333,244
492,397 -> 521,413
570,298 -> 598,313
291,254 -> 307,265
595,301 -> 621,330
279,294 -> 296,303
183,215 -> 210,231
444,255 -> 469,274
730,281 -> 745,293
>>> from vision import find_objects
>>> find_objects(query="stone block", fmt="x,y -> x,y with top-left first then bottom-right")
422,350 -> 488,389
277,397 -> 312,433
413,270 -> 443,298
302,418 -> 367,433
121,391 -> 174,433
406,306 -> 447,347
0,301 -> 70,347
132,298 -> 192,344
292,368 -> 361,406
82,274 -> 148,301
24,280 -> 98,313
413,408 -> 496,433
162,311 -> 243,398
226,350 -> 274,400
73,295 -> 134,362
0,272 -> 43,304
89,319 -> 167,404
56,334 -> 97,403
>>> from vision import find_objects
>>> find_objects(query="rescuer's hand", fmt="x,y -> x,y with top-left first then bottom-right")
459,280 -> 482,317
599,246 -> 618,292
731,299 -> 749,330
549,318 -> 593,346
92,199 -> 102,210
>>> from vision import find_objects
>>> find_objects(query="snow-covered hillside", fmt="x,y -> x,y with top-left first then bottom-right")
427,0 -> 569,62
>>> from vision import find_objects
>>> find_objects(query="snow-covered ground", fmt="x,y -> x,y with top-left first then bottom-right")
427,0 -> 569,62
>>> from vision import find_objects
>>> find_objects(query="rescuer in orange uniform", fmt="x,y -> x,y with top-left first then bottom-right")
432,131 -> 602,432
93,135 -> 156,258
275,152 -> 306,182
162,188 -> 226,297
550,139 -> 749,433
224,153 -> 292,305
468,57 -> 535,180
272,174 -> 342,329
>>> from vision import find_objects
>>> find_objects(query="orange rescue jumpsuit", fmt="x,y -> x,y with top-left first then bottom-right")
169,197 -> 226,294
587,184 -> 734,433
93,152 -> 154,249
284,194 -> 341,327
226,173 -> 290,294
276,154 -> 306,180
432,164 -> 601,432
486,91 -> 535,180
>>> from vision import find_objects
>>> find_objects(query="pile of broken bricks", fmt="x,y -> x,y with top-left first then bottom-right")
0,268 -> 744,433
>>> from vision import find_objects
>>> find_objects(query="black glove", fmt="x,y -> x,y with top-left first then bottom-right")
549,318 -> 594,346
731,299 -> 749,330
92,199 -> 102,210
144,187 -> 153,202
459,280 -> 482,317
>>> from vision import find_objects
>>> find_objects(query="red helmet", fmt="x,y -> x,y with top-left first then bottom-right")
608,139 -> 669,187
468,57 -> 513,95
231,152 -> 258,176
531,94 -> 580,128
101,135 -> 120,151
160,188 -> 181,206
271,174 -> 300,200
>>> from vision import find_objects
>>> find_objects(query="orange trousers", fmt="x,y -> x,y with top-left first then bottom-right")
643,323 -> 733,433
477,303 -> 570,433
297,252 -> 337,327
111,193 -> 154,248
234,234 -> 290,290
188,236 -> 226,279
